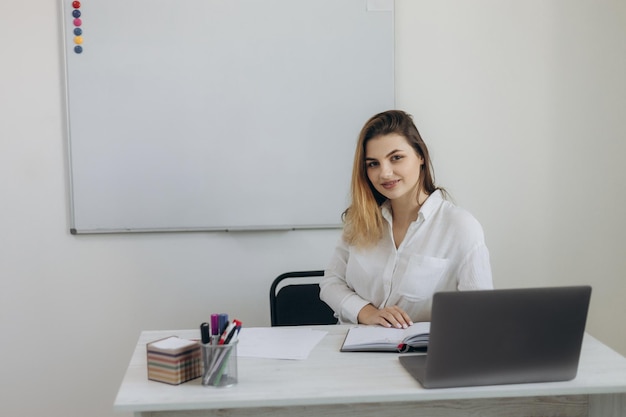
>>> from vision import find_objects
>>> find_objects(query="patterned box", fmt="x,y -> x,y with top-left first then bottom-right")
147,336 -> 202,385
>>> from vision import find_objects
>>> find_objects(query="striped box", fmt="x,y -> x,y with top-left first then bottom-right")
147,336 -> 202,385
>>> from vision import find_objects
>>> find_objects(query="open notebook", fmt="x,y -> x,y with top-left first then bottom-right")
341,322 -> 430,352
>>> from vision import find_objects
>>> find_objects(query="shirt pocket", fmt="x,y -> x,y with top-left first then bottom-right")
396,254 -> 449,302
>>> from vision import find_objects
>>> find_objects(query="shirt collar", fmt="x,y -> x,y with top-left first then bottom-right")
380,189 -> 443,223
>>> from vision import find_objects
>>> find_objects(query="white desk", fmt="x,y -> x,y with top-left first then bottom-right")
114,325 -> 626,417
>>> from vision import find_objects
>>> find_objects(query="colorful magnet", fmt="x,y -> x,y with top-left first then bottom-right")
72,1 -> 81,8
73,27 -> 82,36
74,36 -> 83,45
73,18 -> 82,26
74,45 -> 83,54
72,9 -> 81,18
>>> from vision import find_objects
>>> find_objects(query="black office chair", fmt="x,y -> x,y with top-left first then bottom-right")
270,270 -> 338,326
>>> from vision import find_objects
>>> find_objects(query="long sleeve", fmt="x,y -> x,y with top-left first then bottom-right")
319,237 -> 370,324
456,242 -> 493,291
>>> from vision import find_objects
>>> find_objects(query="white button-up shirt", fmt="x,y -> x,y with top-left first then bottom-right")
320,190 -> 493,323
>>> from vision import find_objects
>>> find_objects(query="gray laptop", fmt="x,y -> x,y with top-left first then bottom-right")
399,286 -> 591,389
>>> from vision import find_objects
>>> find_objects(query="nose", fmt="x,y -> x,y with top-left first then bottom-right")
380,162 -> 393,179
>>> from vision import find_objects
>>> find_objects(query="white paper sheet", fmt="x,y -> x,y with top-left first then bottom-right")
150,336 -> 197,350
236,327 -> 327,360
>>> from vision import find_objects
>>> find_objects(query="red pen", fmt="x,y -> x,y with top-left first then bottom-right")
218,319 -> 242,345
224,320 -> 242,344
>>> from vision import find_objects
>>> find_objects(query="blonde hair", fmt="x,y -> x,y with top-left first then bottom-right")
342,110 -> 440,247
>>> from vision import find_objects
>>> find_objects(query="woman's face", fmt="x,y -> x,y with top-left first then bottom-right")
364,133 -> 424,202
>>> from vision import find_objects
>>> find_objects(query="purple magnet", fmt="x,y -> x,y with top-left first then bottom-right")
72,9 -> 81,18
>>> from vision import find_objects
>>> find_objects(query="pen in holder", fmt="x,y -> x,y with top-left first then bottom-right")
201,341 -> 238,387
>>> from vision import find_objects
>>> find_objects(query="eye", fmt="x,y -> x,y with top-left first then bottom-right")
366,160 -> 379,168
391,154 -> 404,162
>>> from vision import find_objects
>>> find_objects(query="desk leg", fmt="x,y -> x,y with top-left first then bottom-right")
589,393 -> 626,417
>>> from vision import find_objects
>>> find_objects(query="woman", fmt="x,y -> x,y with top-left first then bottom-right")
320,110 -> 493,328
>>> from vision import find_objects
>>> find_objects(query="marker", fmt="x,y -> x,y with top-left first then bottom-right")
200,322 -> 210,344
218,314 -> 229,334
210,314 -> 219,335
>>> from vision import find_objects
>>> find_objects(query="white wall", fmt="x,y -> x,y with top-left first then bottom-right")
0,1 -> 624,417
396,0 -> 626,351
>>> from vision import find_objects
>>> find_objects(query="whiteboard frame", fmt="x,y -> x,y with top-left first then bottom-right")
61,0 -> 395,234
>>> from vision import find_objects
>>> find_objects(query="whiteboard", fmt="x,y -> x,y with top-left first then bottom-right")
61,0 -> 394,233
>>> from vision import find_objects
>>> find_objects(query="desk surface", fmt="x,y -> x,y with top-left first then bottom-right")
114,325 -> 626,413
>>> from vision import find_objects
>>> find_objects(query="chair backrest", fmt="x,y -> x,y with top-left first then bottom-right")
269,270 -> 338,326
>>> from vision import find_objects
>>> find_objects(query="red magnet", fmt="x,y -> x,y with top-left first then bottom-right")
72,1 -> 81,8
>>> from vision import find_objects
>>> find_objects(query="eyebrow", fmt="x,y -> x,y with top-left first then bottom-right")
365,149 -> 404,161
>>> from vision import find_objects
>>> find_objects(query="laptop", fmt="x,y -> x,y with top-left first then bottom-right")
399,286 -> 591,389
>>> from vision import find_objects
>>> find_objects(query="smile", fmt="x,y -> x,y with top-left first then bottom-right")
381,180 -> 400,189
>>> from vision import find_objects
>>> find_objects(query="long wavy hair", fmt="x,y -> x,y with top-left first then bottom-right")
342,110 -> 442,247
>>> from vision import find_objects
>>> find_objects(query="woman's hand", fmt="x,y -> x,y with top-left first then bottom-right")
357,304 -> 414,328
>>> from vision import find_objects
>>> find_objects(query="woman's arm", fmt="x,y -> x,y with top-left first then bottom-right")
456,242 -> 494,290
319,238 -> 370,323
320,237 -> 414,327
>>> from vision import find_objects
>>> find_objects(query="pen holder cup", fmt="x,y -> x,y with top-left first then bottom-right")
201,341 -> 238,387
